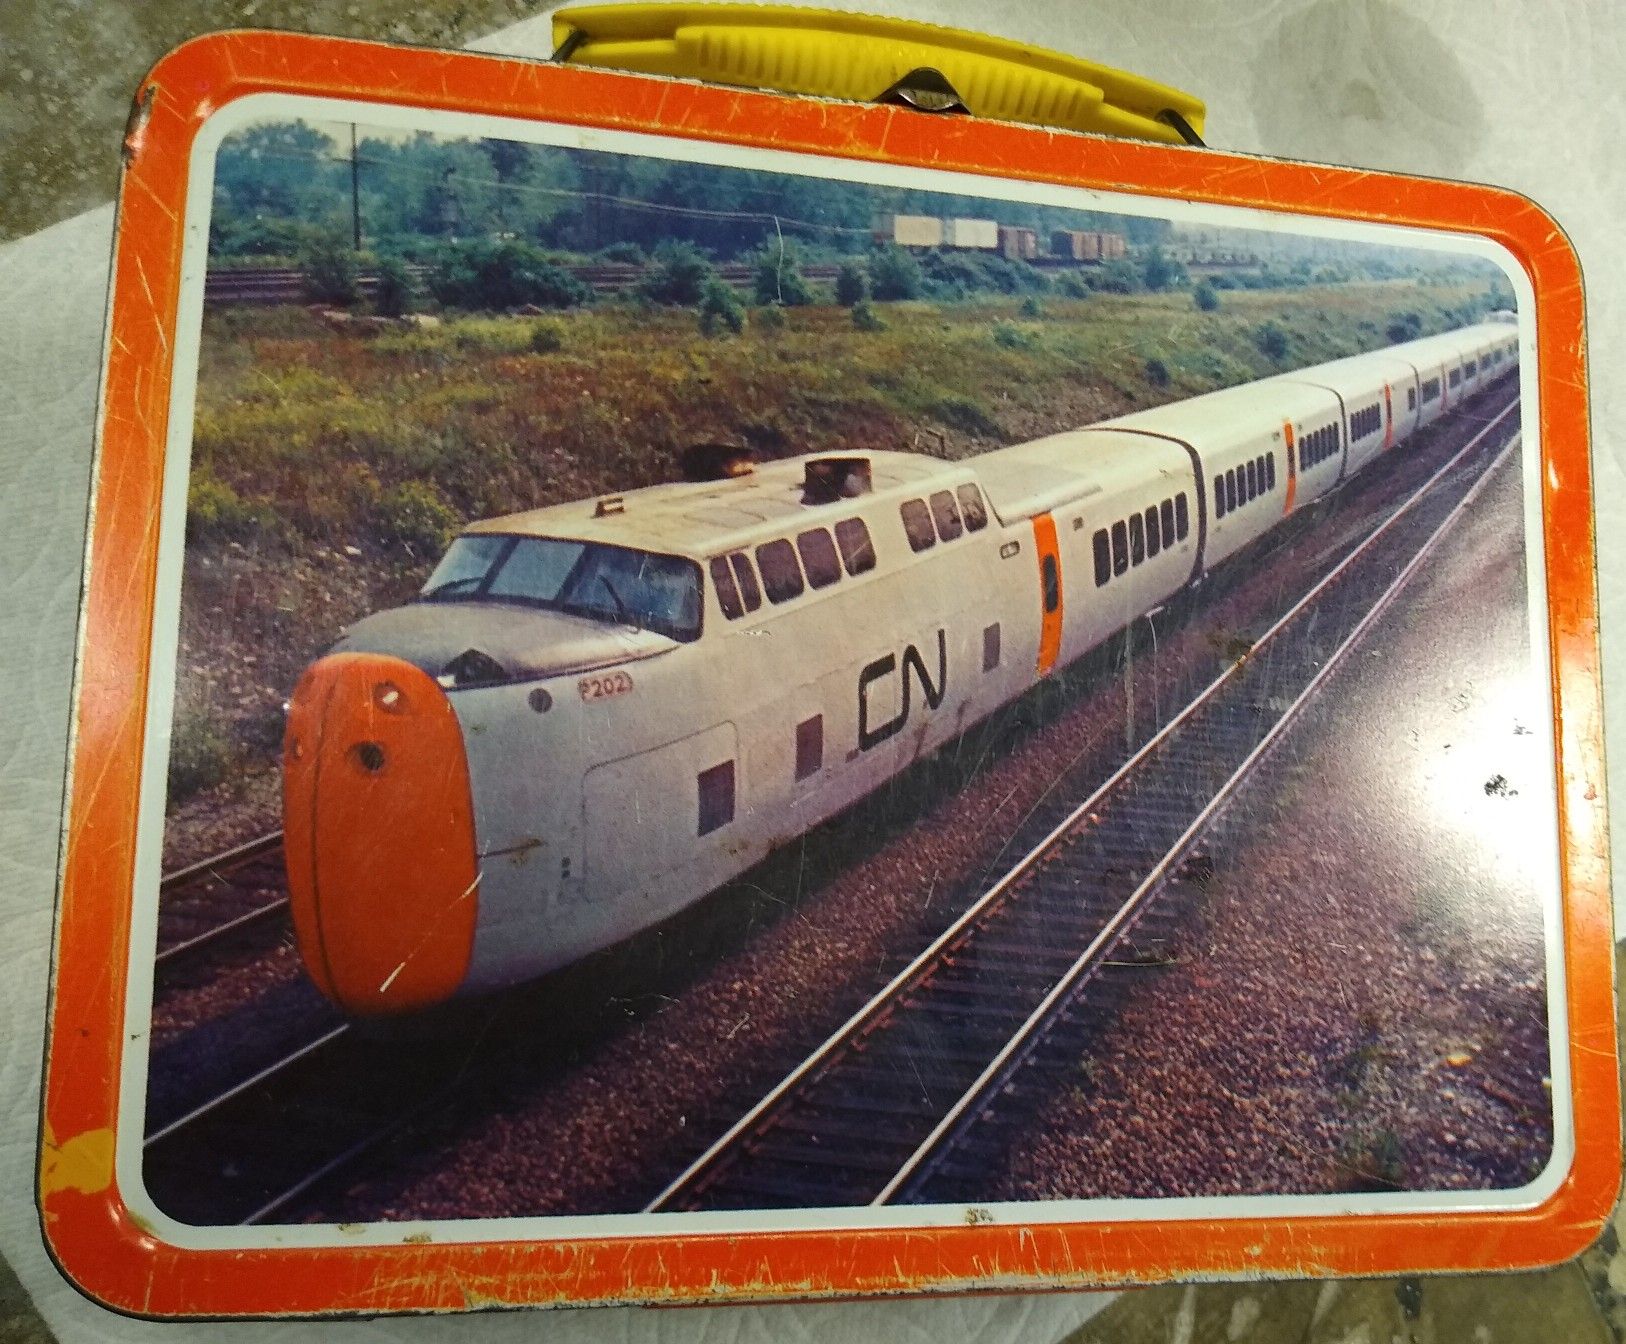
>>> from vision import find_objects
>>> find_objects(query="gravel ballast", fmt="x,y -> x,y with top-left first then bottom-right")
995,449 -> 1552,1201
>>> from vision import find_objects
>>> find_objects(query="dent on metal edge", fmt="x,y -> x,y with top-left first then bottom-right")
122,84 -> 157,167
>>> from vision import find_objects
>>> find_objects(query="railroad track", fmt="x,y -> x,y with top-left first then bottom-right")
648,390 -> 1521,1214
143,1007 -> 486,1226
140,386 -> 1517,1226
155,833 -> 290,990
143,1021 -> 405,1227
205,261 -> 844,305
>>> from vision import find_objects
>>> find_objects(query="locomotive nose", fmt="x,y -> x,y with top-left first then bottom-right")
282,652 -> 479,1016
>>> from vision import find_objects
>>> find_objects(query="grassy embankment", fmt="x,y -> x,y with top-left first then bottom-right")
172,279 -> 1488,811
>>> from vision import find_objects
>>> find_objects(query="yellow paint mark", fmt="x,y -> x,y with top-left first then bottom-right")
40,1126 -> 116,1200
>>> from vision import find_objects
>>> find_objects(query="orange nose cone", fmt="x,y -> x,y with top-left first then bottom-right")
283,653 -> 479,1015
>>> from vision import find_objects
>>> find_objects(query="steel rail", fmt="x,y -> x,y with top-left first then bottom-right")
646,388 -> 1519,1212
154,832 -> 291,979
158,830 -> 284,895
143,1023 -> 352,1149
875,428 -> 1522,1203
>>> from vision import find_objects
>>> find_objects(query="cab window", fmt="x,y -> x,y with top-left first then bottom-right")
710,556 -> 744,620
729,552 -> 762,612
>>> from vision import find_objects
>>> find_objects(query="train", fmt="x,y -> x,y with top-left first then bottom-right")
281,321 -> 1519,1016
873,213 -> 1127,263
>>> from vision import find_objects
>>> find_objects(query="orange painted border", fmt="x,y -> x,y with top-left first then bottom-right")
39,29 -> 1614,1318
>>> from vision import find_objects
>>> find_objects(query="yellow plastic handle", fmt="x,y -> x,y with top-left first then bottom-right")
551,5 -> 1205,145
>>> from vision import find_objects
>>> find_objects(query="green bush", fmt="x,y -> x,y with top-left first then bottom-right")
835,260 -> 869,306
919,250 -> 1048,299
1145,356 -> 1171,387
752,241 -> 815,306
529,319 -> 565,353
299,231 -> 359,305
168,710 -> 235,805
1193,281 -> 1220,312
1054,270 -> 1091,298
375,479 -> 460,555
1139,245 -> 1186,293
1094,259 -> 1142,294
213,214 -> 313,260
868,245 -> 923,301
187,471 -> 271,543
427,239 -> 592,311
1018,295 -> 1044,318
851,298 -> 885,331
991,321 -> 1040,351
597,241 -> 646,264
1254,320 -> 1290,361
371,254 -> 416,317
639,240 -> 717,306
755,303 -> 787,332
1385,310 -> 1425,343
698,277 -> 746,336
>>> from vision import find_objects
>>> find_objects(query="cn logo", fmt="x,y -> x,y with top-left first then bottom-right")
858,629 -> 948,752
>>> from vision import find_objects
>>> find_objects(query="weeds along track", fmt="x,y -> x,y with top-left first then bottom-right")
648,393 -> 1520,1213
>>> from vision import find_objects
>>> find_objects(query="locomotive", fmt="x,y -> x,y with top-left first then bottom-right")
282,322 -> 1518,1015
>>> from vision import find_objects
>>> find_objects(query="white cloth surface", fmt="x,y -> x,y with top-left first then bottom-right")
1,1 -> 1619,1337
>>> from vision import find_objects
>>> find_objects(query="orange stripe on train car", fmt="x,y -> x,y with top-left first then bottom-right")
283,652 -> 479,1015
1032,513 -> 1063,676
1282,420 -> 1297,515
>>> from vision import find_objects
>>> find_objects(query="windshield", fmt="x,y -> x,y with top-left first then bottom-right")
420,534 -> 702,642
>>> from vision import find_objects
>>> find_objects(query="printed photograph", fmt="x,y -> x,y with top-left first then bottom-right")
137,106 -> 1549,1231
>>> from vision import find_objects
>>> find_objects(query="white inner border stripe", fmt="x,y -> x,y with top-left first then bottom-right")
111,90 -> 1565,1254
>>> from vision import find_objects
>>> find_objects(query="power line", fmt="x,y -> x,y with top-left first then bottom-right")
225,148 -> 873,237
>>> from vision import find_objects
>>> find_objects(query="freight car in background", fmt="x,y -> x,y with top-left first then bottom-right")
944,217 -> 999,250
1050,229 -> 1128,263
873,214 -> 1128,264
1163,245 -> 1261,267
874,214 -> 946,248
998,226 -> 1039,262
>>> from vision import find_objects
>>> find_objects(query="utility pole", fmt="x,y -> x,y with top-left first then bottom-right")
350,123 -> 362,252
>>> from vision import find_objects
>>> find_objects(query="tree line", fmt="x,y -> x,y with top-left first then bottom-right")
209,119 -> 1175,263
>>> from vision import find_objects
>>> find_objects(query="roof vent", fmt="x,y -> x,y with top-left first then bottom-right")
593,495 -> 626,517
802,456 -> 872,504
679,441 -> 756,482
